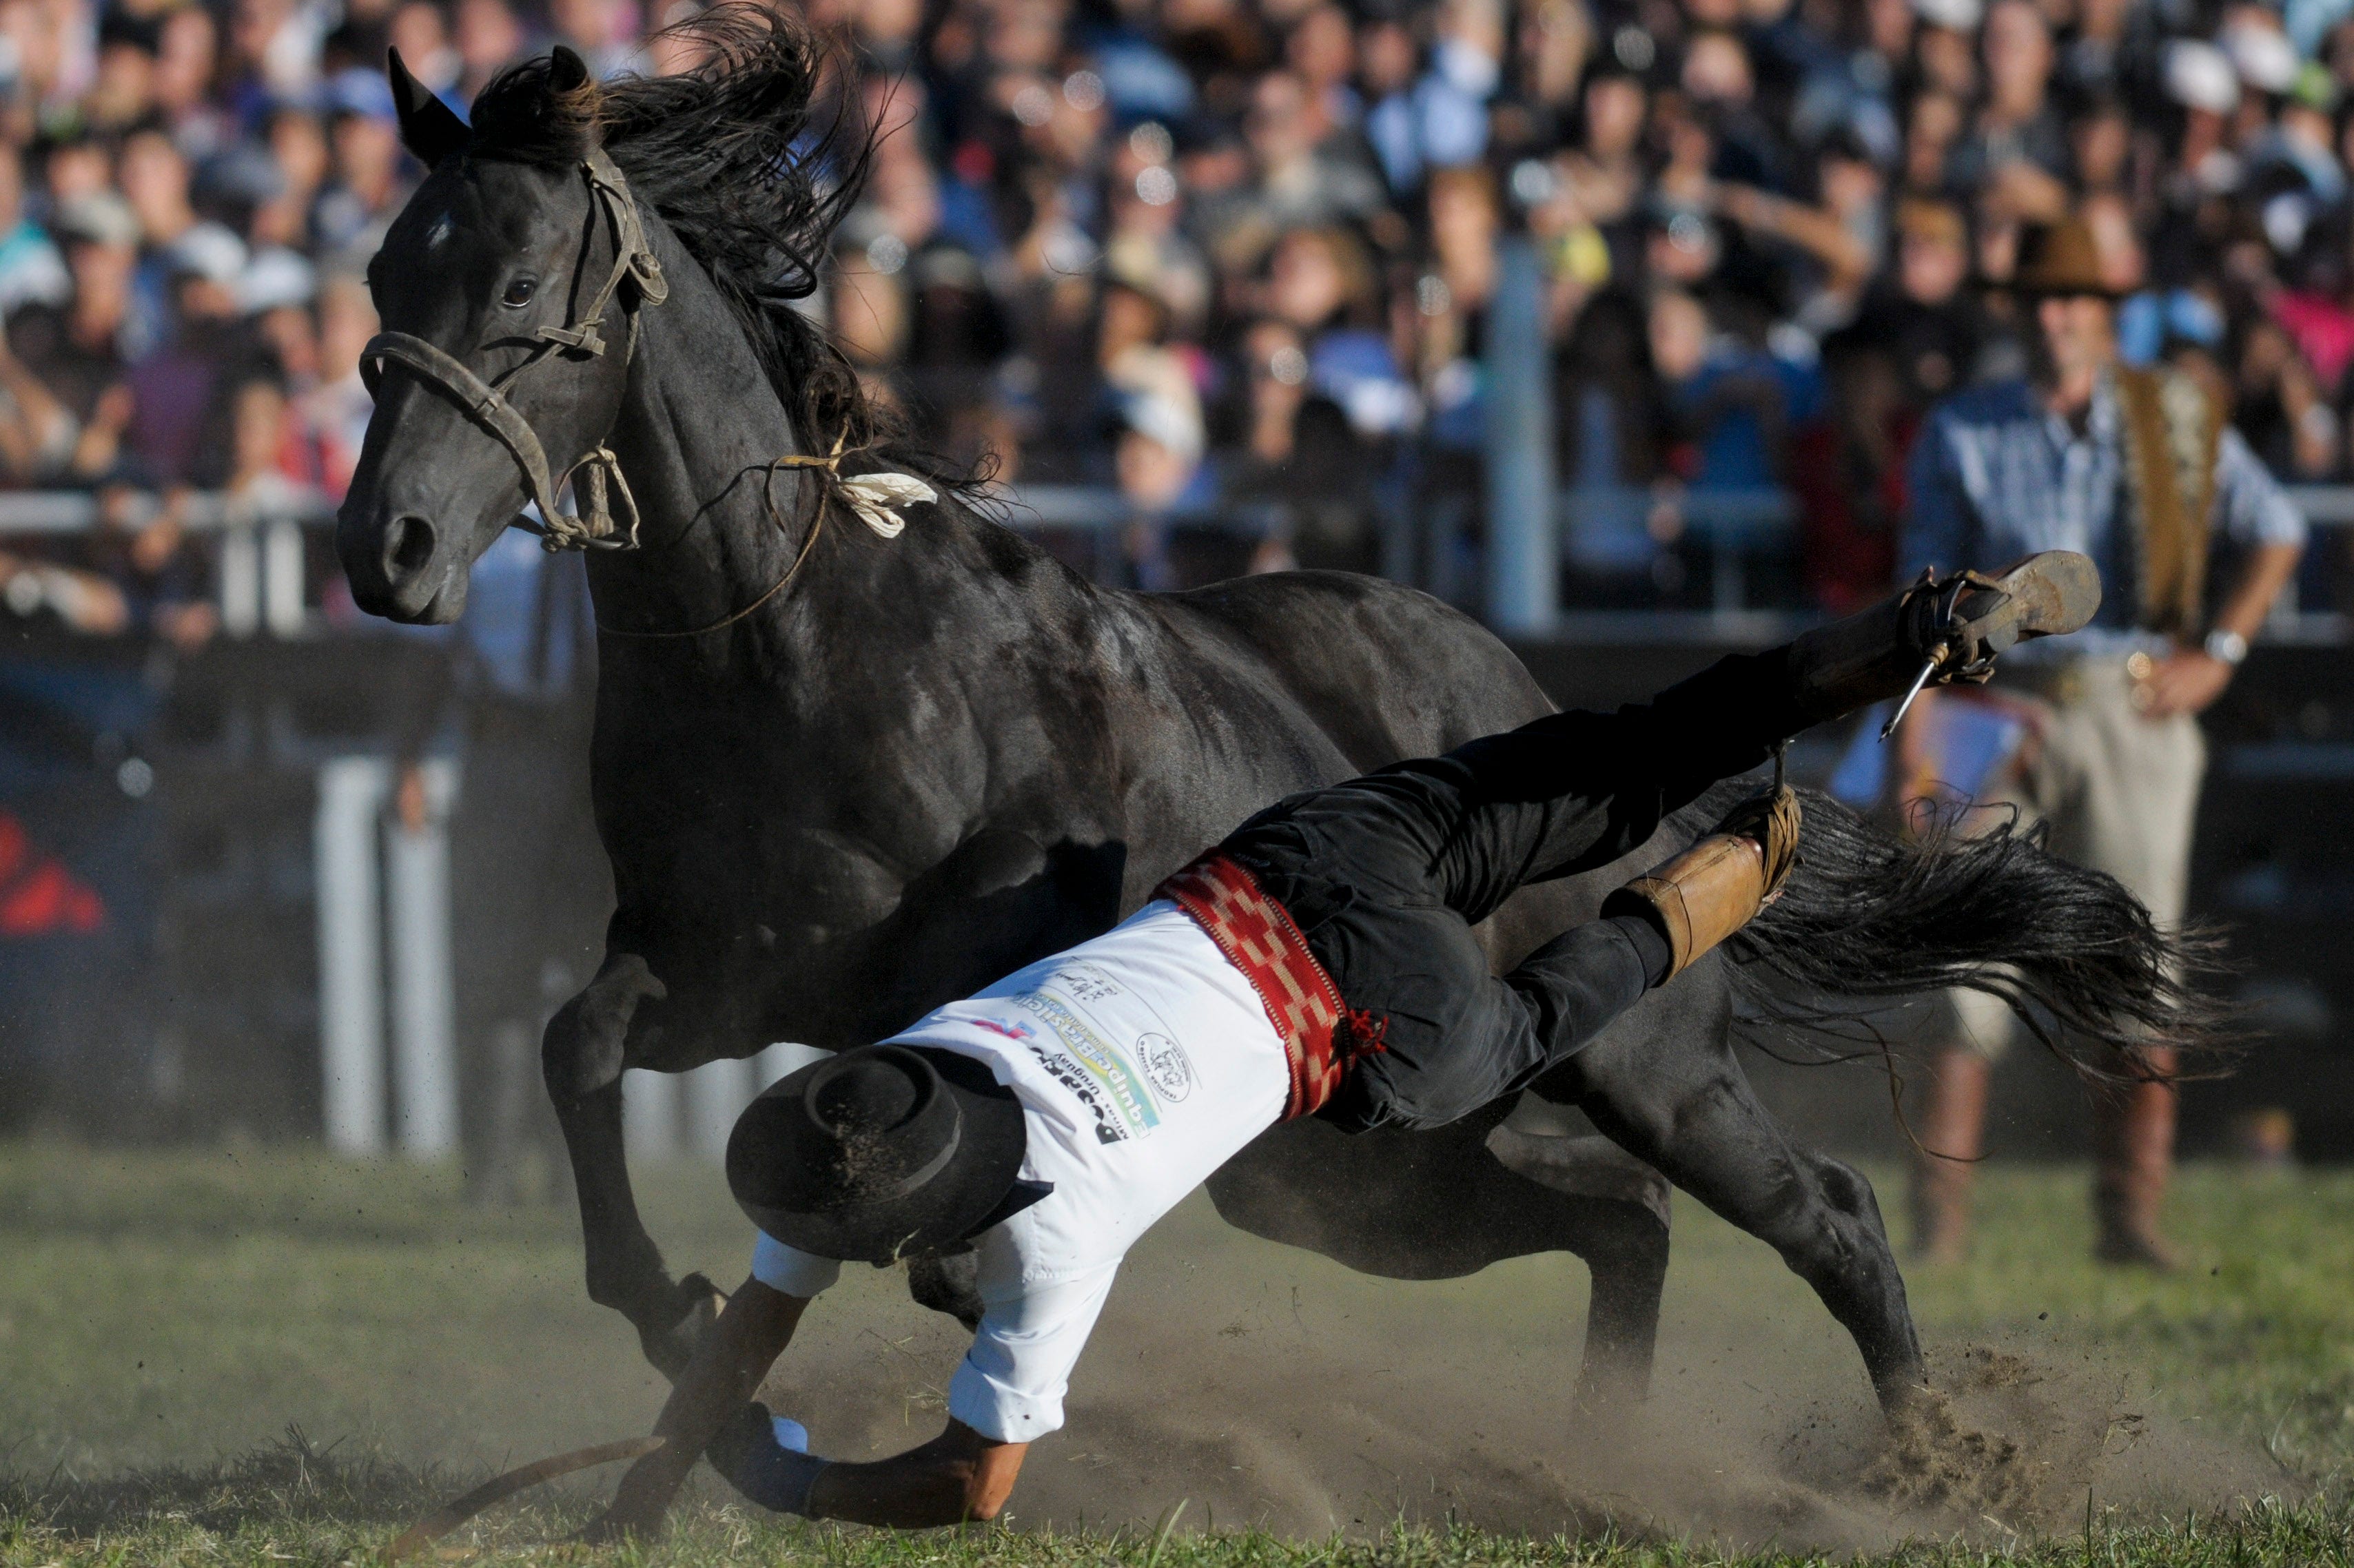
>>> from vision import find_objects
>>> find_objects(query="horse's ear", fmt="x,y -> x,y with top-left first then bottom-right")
387,48 -> 468,165
547,45 -> 591,94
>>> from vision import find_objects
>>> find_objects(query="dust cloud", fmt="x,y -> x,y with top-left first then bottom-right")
753,1195 -> 2295,1552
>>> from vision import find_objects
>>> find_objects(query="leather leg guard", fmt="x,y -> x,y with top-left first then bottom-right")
1603,787 -> 1801,982
1785,550 -> 2102,722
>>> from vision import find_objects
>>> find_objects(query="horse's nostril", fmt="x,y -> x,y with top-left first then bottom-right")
387,515 -> 438,575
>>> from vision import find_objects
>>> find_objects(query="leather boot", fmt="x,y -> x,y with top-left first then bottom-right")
2093,1046 -> 2180,1270
1908,1048 -> 1991,1265
1603,787 -> 1800,980
1785,550 -> 2102,722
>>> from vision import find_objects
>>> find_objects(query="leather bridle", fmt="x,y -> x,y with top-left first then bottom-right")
360,147 -> 670,553
356,145 -> 936,640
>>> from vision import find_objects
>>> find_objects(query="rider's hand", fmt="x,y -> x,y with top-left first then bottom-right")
2136,651 -> 2233,719
706,1401 -> 826,1517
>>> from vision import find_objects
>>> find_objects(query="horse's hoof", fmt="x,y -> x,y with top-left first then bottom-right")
1568,1370 -> 1650,1433
637,1270 -> 728,1380
1863,1383 -> 2033,1520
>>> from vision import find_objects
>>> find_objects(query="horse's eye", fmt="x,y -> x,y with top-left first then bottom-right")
502,278 -> 537,307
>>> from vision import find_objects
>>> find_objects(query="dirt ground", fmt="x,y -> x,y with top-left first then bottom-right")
0,1146 -> 2331,1554
772,1199 -> 2290,1549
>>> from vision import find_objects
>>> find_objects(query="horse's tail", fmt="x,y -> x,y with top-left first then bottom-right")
1717,781 -> 2232,1084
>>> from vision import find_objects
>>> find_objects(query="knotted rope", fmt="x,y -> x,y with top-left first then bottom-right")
380,1436 -> 665,1562
596,433 -> 937,641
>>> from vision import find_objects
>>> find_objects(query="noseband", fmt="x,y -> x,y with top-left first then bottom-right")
360,147 -> 670,553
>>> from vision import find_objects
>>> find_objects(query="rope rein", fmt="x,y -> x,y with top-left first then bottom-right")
361,147 -> 934,637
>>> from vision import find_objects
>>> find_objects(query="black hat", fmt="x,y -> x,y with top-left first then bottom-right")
726,1045 -> 1030,1264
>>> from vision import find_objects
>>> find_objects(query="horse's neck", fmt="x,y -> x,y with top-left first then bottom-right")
584,223 -> 1116,668
584,234 -> 810,642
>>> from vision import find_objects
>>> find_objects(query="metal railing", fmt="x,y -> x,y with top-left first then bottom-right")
0,482 -> 2350,639
1559,484 -> 1798,614
0,489 -> 334,533
1553,482 -> 2354,632
0,486 -> 1287,535
2286,486 -> 2354,525
996,485 -> 1287,534
0,488 -> 332,639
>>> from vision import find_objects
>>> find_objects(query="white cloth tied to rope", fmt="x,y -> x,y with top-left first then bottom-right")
836,471 -> 937,538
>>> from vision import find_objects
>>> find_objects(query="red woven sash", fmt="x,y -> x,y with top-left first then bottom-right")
1156,852 -> 1352,1119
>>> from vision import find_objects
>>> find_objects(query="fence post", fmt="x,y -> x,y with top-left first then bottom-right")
219,523 -> 260,637
265,517 -> 307,637
1482,236 -> 1557,637
387,758 -> 460,1158
316,756 -> 391,1156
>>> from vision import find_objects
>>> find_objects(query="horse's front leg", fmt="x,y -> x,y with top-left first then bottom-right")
542,949 -> 725,1378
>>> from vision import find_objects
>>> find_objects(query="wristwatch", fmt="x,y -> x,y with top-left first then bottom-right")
2202,628 -> 2249,667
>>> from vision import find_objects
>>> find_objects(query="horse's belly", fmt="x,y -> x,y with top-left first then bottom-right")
606,818 -> 919,1044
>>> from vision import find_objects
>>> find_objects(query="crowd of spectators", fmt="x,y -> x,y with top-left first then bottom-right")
2,0 -> 2353,630
804,0 -> 2354,606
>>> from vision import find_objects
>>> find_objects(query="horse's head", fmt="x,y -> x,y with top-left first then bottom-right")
338,47 -> 660,623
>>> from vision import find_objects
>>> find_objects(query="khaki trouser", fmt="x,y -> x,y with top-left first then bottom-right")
1912,655 -> 2202,1260
1938,657 -> 2205,1059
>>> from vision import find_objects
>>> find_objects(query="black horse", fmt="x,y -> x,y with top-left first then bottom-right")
336,15 -> 2204,1433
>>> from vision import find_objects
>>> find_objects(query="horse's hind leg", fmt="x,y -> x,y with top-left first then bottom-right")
1486,1122 -> 1671,1417
542,951 -> 722,1378
1570,1188 -> 1670,1418
1204,1114 -> 1666,1435
1546,959 -> 1927,1414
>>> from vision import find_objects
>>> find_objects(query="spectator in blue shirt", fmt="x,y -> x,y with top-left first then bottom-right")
1646,285 -> 1820,490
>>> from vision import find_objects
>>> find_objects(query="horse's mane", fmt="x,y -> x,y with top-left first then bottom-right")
464,6 -> 914,470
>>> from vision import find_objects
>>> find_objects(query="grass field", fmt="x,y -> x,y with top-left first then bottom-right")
2,1142 -> 2352,1566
